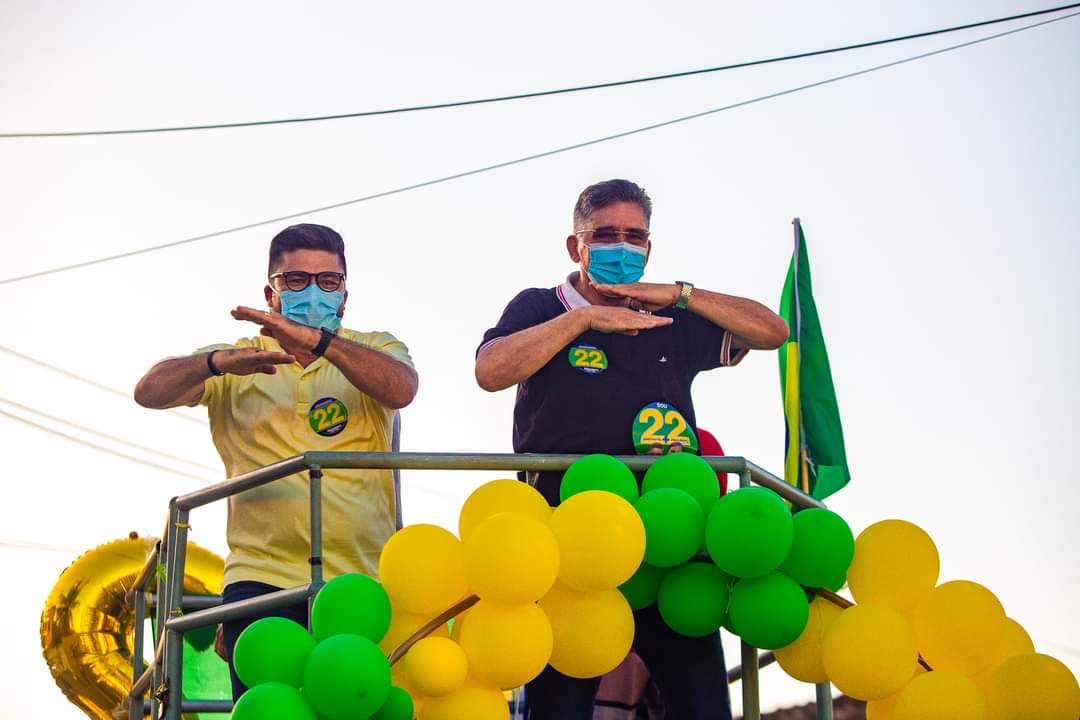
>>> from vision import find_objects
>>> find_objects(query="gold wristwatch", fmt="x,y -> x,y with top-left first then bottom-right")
675,280 -> 694,309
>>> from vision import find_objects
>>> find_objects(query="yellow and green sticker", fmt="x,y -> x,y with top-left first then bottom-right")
632,401 -> 699,454
568,344 -> 608,375
309,397 -> 348,437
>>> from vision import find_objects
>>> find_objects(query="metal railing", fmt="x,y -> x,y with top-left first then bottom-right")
124,451 -> 832,720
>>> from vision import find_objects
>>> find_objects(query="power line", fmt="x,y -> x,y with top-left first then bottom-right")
0,407 -> 216,483
3,10 -> 1074,287
3,3 -> 1078,139
0,343 -> 204,425
0,395 -> 219,471
0,539 -> 81,554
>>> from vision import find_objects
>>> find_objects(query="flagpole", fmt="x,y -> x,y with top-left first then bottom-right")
800,448 -> 810,495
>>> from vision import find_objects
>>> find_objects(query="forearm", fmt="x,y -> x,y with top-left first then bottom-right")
323,339 -> 418,410
687,288 -> 789,350
475,309 -> 589,392
134,355 -> 211,409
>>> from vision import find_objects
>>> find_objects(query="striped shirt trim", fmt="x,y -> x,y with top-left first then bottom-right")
722,331 -> 749,367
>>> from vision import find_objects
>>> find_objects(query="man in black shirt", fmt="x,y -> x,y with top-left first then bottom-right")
475,179 -> 788,719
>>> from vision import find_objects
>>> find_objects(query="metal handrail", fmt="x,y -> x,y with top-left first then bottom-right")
125,451 -> 831,720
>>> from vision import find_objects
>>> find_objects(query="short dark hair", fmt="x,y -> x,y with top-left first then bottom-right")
268,223 -> 347,276
573,179 -> 653,230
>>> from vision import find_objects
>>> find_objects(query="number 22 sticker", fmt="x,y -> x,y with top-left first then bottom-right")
568,344 -> 608,375
308,397 -> 349,437
632,401 -> 699,454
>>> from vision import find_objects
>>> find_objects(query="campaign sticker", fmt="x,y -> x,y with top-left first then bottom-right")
631,401 -> 699,455
568,344 -> 608,375
308,397 -> 348,437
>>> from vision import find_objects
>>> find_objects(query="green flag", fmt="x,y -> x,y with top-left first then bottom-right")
779,219 -> 850,500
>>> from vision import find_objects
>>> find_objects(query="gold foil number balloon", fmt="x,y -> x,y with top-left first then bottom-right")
40,534 -> 224,720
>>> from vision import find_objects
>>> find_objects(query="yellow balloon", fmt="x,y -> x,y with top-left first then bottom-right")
420,679 -> 510,720
866,690 -> 901,720
822,603 -> 919,700
463,512 -> 559,605
893,670 -> 988,720
459,479 -> 551,541
972,616 -> 1035,689
379,524 -> 470,615
458,600 -> 553,689
913,581 -> 1006,676
404,637 -> 469,697
847,520 -> 939,614
380,603 -> 450,657
775,596 -> 843,683
539,581 -> 634,679
985,653 -> 1080,720
548,490 -> 645,591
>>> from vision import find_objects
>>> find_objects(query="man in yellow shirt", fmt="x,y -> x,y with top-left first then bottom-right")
134,223 -> 418,699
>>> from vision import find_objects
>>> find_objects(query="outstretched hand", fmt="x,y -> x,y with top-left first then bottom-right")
231,306 -> 320,353
590,281 -> 680,311
211,347 -> 296,375
583,305 -> 673,335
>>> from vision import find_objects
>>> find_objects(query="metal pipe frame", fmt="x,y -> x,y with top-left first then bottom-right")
131,451 -> 825,719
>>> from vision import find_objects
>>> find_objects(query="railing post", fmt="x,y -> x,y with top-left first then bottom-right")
308,464 -> 324,624
162,503 -> 191,720
815,682 -> 834,719
130,589 -> 147,719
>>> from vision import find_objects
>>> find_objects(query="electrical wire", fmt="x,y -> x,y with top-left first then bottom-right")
0,395 -> 219,471
2,10 -> 1076,286
2,3 -> 1077,138
0,407 -> 216,483
0,343 -> 204,425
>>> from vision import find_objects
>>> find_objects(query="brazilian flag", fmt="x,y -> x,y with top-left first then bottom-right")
779,219 -> 850,500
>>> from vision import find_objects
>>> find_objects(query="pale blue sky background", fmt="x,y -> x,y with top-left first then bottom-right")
1,1 -> 1078,715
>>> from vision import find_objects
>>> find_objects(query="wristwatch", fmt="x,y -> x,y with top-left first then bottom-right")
675,281 -> 694,309
312,327 -> 336,357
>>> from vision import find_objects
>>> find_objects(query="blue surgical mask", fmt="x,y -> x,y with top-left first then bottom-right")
278,285 -> 344,331
586,242 -> 647,285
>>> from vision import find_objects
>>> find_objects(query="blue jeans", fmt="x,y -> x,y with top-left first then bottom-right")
526,604 -> 732,720
220,581 -> 309,701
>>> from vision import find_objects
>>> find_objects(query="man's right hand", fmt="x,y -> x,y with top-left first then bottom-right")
582,306 -> 674,336
210,348 -> 296,376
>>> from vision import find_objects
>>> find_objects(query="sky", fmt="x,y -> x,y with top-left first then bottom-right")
1,0 -> 1078,716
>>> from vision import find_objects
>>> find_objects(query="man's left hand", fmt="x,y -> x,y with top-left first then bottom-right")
589,281 -> 680,311
231,306 -> 320,351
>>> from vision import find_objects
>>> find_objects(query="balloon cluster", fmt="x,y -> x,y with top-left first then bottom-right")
230,572 -> 409,720
374,472 -> 647,719
773,519 -> 1080,720
610,452 -> 853,652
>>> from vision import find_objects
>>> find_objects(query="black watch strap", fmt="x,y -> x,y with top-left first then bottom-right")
206,350 -> 225,377
312,327 -> 336,357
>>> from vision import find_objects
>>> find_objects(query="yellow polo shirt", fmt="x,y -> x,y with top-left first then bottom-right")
197,329 -> 413,589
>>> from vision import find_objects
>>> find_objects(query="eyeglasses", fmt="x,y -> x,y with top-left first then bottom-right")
269,271 -> 346,292
576,227 -> 650,245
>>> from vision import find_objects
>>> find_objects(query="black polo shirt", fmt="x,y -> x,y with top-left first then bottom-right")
478,277 -> 746,503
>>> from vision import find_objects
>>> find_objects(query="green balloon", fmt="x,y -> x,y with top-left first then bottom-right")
311,573 -> 392,643
705,487 -> 793,578
728,572 -> 809,650
232,682 -> 317,720
642,452 -> 720,515
618,562 -> 670,610
778,508 -> 855,589
234,617 -> 315,689
303,634 -> 392,720
560,454 -> 638,503
635,488 -> 705,567
371,686 -> 415,720
657,562 -> 732,637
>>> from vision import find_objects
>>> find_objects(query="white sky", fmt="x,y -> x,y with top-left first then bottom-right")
1,1 -> 1078,716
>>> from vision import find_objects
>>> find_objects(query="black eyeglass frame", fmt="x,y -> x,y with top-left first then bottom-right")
268,271 -> 346,292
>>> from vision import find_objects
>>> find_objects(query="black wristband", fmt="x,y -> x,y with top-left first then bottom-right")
312,327 -> 335,357
206,350 -> 225,377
